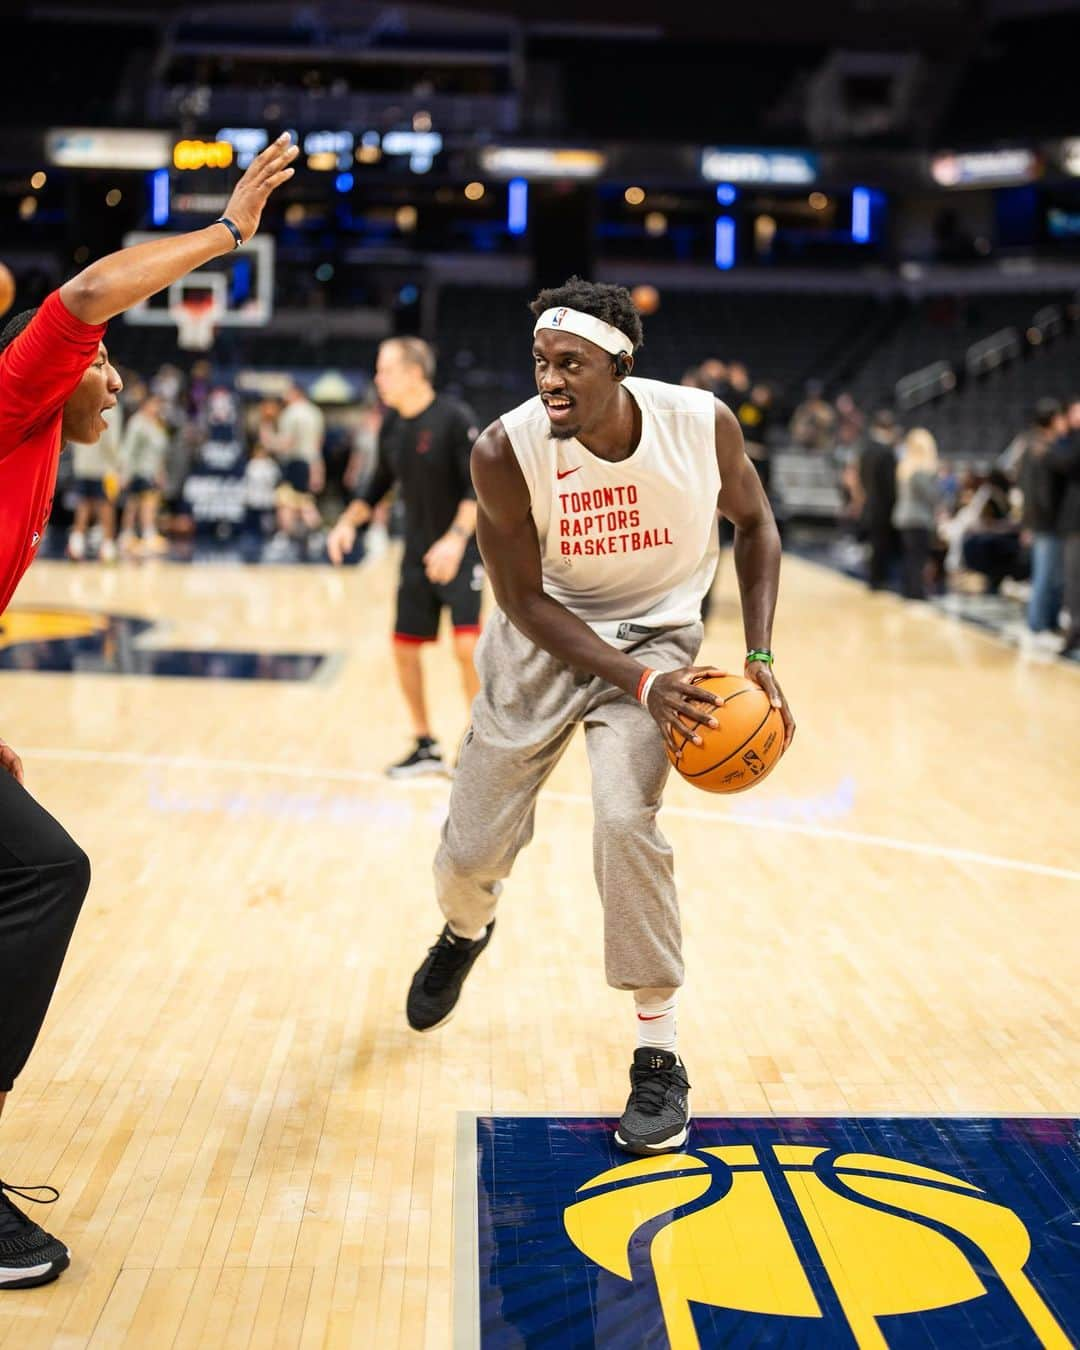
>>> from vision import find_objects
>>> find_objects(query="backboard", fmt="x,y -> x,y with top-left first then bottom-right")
120,232 -> 275,332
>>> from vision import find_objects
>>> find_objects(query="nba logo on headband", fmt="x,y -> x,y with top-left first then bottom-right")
533,306 -> 634,357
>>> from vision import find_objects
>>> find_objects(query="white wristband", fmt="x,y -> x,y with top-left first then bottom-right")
638,670 -> 660,707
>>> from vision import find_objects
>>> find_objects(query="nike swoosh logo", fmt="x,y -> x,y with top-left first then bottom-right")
637,1013 -> 667,1021
556,467 -> 581,480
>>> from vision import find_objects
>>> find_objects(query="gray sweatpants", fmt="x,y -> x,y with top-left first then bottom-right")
434,609 -> 703,990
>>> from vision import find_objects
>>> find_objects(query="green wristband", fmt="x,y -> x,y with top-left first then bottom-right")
745,648 -> 774,666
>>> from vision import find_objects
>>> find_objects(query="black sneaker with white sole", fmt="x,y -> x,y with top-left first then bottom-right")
614,1049 -> 691,1155
406,921 -> 494,1031
386,738 -> 447,780
0,1182 -> 70,1290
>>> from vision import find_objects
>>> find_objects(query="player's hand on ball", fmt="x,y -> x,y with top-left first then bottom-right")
222,133 -> 300,242
0,738 -> 25,785
326,518 -> 357,565
423,534 -> 465,585
746,661 -> 795,750
646,666 -> 727,756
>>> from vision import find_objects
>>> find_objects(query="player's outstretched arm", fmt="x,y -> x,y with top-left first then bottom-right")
472,424 -> 723,745
59,134 -> 299,326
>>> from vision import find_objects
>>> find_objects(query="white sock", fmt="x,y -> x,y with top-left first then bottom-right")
635,993 -> 677,1052
448,921 -> 488,942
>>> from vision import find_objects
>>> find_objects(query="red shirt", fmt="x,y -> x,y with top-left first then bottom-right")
0,291 -> 107,614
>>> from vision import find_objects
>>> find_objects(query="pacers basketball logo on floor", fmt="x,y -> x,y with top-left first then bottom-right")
466,1115 -> 1080,1349
0,607 -> 328,681
0,608 -> 111,649
564,1146 -> 1069,1349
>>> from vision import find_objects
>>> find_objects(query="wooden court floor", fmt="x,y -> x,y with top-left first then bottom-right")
0,550 -> 1076,1348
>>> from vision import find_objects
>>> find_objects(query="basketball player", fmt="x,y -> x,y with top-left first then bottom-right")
0,132 -> 297,1287
405,279 -> 794,1155
327,338 -> 483,777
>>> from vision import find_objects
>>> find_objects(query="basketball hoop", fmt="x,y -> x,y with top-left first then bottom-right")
172,295 -> 218,352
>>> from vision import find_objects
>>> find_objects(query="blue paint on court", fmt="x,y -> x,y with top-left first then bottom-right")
471,1116 -> 1080,1348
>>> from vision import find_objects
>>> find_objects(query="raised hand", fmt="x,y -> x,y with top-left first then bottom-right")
222,133 -> 300,243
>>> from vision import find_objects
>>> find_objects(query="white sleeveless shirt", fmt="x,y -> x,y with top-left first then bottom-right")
501,376 -> 720,646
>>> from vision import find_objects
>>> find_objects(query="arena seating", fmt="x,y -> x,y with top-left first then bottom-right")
840,291 -> 1072,410
433,285 -> 879,424
918,327 -> 1080,460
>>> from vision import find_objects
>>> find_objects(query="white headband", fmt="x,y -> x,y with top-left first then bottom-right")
533,306 -> 634,357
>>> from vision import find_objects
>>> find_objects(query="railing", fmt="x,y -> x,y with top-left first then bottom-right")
1027,304 -> 1066,344
895,360 -> 956,410
965,327 -> 1022,377
771,451 -> 844,518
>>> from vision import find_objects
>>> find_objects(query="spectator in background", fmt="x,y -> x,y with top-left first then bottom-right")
186,358 -> 213,425
243,434 -> 281,543
1048,396 -> 1080,656
341,402 -> 386,552
151,362 -> 183,416
276,380 -> 326,497
858,409 -> 901,591
344,402 -> 381,496
834,392 -> 865,449
737,383 -> 775,498
67,402 -> 121,562
119,393 -> 169,556
956,468 -> 1025,594
726,361 -> 750,402
680,365 -> 712,391
698,359 -> 729,400
1020,398 -> 1067,635
255,397 -> 283,456
790,381 -> 837,451
892,427 -> 941,600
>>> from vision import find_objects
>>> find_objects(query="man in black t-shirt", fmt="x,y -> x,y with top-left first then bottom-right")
328,338 -> 482,776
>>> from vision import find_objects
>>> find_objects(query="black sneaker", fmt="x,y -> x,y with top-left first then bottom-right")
0,1182 -> 70,1290
406,922 -> 494,1031
386,738 -> 447,780
614,1049 -> 691,1155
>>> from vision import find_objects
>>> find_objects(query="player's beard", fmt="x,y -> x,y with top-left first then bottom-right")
546,423 -> 578,441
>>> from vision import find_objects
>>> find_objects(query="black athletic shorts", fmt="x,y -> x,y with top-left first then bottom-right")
394,557 -> 484,643
282,458 -> 311,493
73,476 -> 106,501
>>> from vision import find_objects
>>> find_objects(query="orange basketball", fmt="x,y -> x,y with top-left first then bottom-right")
630,283 -> 660,315
0,263 -> 14,319
666,673 -> 784,794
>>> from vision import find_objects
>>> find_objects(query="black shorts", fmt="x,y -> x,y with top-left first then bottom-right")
127,475 -> 157,496
394,557 -> 484,643
73,477 -> 106,501
282,459 -> 311,493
